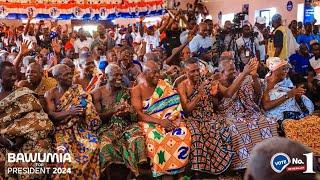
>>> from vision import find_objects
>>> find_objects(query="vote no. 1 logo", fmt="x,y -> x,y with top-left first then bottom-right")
270,152 -> 316,174
271,153 -> 291,173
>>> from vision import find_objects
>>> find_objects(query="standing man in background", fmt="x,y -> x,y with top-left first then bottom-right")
254,17 -> 267,62
268,14 -> 288,60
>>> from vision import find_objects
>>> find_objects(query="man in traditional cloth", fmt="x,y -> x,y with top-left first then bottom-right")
73,52 -> 102,92
131,60 -> 191,178
177,58 -> 234,176
0,61 -> 53,179
118,49 -> 142,87
91,64 -> 147,178
45,64 -> 101,179
18,62 -> 57,110
216,55 -> 278,170
60,57 -> 76,74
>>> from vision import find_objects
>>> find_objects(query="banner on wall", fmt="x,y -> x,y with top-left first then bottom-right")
0,0 -> 165,20
287,1 -> 293,11
242,4 -> 249,14
304,0 -> 315,23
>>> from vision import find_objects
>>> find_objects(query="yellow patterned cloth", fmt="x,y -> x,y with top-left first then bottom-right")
34,77 -> 57,96
0,87 -> 53,179
53,84 -> 101,179
283,115 -> 320,155
140,79 -> 191,177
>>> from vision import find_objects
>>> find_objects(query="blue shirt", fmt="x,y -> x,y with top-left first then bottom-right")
289,53 -> 311,75
296,34 -> 317,50
314,34 -> 320,44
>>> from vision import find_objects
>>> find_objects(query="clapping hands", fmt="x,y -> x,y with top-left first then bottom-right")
70,105 -> 85,117
249,58 -> 259,76
243,58 -> 259,76
114,103 -> 131,117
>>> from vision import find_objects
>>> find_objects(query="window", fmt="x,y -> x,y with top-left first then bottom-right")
221,13 -> 235,26
260,10 -> 271,26
255,7 -> 277,26
315,6 -> 320,25
297,3 -> 304,23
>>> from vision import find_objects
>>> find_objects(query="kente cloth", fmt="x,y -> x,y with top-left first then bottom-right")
283,115 -> 320,155
140,79 -> 191,177
186,77 -> 234,175
86,74 -> 102,93
0,87 -> 53,179
34,77 -> 57,96
218,76 -> 278,170
35,77 -> 58,109
53,84 -> 101,179
98,89 -> 147,176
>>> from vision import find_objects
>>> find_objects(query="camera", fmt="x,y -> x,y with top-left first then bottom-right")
233,12 -> 246,24
250,31 -> 259,38
232,12 -> 248,34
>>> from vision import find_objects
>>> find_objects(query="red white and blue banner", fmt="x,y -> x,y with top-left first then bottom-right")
0,0 -> 165,20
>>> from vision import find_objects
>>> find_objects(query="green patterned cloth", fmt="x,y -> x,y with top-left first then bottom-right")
98,89 -> 147,176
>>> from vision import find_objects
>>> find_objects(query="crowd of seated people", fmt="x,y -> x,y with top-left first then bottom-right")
0,9 -> 320,179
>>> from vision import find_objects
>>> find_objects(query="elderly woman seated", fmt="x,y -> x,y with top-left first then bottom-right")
262,57 -> 314,121
262,57 -> 320,156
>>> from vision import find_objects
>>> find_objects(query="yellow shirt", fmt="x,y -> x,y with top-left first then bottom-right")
268,25 -> 288,60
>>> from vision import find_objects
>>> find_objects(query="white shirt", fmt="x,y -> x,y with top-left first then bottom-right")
22,34 -> 37,49
143,29 -> 160,53
254,26 -> 266,61
74,38 -> 93,53
189,34 -> 213,54
180,30 -> 189,44
131,32 -> 142,43
310,55 -> 320,80
116,33 -> 126,45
